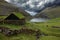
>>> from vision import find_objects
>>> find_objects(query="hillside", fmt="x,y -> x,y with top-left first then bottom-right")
0,0 -> 60,40
0,18 -> 60,40
35,6 -> 60,19
0,0 -> 31,19
0,0 -> 18,15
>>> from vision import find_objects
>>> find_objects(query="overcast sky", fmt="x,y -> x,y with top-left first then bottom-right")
5,0 -> 59,16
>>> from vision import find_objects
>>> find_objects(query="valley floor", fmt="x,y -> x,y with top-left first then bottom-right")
0,18 -> 60,40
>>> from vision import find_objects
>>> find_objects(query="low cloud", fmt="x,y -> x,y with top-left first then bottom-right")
5,0 -> 60,16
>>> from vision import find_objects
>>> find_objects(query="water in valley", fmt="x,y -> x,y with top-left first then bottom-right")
30,18 -> 48,22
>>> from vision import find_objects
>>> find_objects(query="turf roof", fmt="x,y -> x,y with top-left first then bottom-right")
0,12 -> 25,19
0,16 -> 7,19
13,12 -> 25,19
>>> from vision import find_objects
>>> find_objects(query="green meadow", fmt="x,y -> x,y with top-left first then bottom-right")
0,18 -> 60,40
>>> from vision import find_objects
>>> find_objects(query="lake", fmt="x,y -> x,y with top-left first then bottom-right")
30,18 -> 48,22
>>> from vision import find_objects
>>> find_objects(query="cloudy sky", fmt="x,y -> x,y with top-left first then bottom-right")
5,0 -> 59,16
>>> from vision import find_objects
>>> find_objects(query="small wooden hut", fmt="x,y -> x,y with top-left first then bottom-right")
0,13 -> 25,25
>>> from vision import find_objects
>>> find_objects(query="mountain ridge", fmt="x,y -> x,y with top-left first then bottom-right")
35,6 -> 60,19
0,0 -> 32,19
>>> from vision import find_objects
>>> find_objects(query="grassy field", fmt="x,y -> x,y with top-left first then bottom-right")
0,18 -> 60,40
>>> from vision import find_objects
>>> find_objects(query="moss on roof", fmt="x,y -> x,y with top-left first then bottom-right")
13,12 -> 25,19
0,12 -> 25,19
0,16 -> 7,19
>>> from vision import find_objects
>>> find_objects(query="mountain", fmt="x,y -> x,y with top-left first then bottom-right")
5,0 -> 60,16
0,0 -> 32,19
35,6 -> 60,19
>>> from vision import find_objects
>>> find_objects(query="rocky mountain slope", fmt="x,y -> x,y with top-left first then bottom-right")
0,0 -> 31,19
35,6 -> 60,19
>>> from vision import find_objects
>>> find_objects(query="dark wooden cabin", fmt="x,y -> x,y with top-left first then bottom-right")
0,13 -> 25,25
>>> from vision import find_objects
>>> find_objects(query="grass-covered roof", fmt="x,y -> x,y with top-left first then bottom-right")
13,12 -> 25,19
0,12 -> 25,20
0,16 -> 7,19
